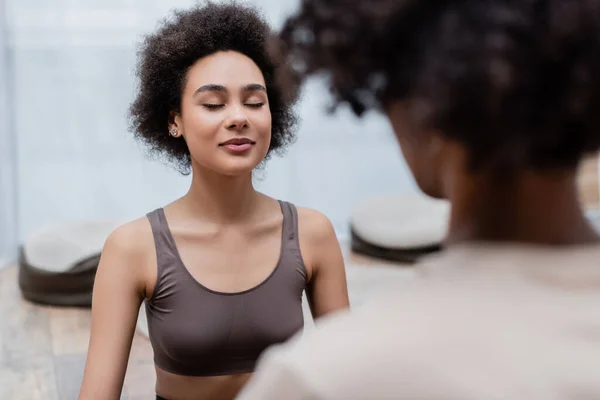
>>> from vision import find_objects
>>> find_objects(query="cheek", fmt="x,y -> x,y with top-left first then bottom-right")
181,109 -> 221,154
392,122 -> 439,194
386,104 -> 444,197
255,109 -> 272,135
253,110 -> 272,150
390,120 -> 420,173
184,109 -> 220,137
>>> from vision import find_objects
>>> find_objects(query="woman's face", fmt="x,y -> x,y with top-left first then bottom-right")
171,50 -> 272,176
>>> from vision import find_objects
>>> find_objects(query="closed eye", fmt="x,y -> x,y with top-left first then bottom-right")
245,103 -> 265,108
203,104 -> 224,109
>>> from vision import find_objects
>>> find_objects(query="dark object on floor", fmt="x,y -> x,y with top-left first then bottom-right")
19,248 -> 100,307
17,221 -> 120,307
350,195 -> 449,264
350,228 -> 442,264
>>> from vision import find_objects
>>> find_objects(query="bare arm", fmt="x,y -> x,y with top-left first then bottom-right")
79,221 -> 150,400
298,208 -> 350,319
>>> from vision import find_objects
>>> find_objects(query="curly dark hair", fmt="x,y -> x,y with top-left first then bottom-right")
276,0 -> 600,170
129,1 -> 298,174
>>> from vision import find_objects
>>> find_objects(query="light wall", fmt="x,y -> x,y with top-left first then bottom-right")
0,0 -> 17,265
5,0 -> 417,254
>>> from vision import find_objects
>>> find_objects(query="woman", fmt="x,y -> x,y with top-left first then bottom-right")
238,0 -> 600,398
78,3 -> 350,400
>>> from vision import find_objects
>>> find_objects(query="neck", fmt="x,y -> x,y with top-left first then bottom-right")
180,164 -> 259,224
445,167 -> 599,246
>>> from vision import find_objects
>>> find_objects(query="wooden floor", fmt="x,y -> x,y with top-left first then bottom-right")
0,266 -> 156,400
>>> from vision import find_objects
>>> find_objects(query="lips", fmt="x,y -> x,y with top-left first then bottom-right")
219,138 -> 256,146
219,137 -> 256,154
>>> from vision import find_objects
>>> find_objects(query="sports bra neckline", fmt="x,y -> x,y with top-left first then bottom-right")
155,200 -> 286,297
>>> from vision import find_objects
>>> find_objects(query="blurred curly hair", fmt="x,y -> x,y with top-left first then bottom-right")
276,0 -> 600,170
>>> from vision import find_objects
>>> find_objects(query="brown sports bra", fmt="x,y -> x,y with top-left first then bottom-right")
144,200 -> 307,376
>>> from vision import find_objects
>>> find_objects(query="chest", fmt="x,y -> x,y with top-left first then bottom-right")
146,281 -> 306,375
172,222 -> 285,293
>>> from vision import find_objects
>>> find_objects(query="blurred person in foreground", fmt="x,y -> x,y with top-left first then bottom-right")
237,0 -> 600,399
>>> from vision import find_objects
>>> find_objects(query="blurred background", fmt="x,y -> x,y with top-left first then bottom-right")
0,0 -> 425,269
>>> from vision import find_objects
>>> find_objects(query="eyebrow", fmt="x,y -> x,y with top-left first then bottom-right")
193,83 -> 267,96
243,83 -> 267,92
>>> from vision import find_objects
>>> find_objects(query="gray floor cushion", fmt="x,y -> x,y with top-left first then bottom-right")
19,220 -> 120,307
350,194 -> 450,263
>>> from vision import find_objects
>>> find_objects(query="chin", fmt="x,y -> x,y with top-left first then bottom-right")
220,168 -> 255,177
421,189 -> 446,200
191,157 -> 258,177
414,177 -> 446,200
218,159 -> 262,177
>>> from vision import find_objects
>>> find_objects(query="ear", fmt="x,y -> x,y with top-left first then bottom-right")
169,111 -> 183,135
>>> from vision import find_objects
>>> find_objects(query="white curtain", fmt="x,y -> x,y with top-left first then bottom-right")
0,0 -> 17,266
8,0 -> 418,244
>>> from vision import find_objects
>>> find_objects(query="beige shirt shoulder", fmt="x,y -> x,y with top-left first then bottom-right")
237,244 -> 600,400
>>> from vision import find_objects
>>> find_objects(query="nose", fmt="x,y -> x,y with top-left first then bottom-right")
225,105 -> 248,131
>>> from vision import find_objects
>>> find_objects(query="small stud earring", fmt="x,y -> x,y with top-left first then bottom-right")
170,128 -> 179,137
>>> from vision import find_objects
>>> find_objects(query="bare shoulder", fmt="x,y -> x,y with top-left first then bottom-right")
295,207 -> 343,281
103,216 -> 154,259
296,207 -> 337,244
98,216 -> 156,293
